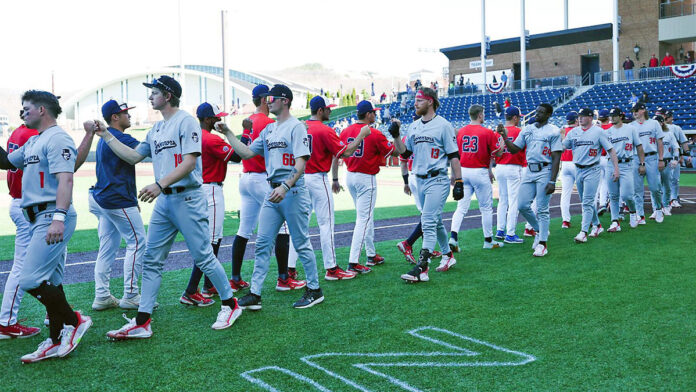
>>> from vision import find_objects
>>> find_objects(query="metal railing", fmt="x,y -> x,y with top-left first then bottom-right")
660,0 -> 696,18
444,75 -> 581,98
594,65 -> 691,84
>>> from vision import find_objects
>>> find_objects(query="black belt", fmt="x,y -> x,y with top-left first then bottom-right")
527,162 -> 550,172
269,182 -> 292,189
644,151 -> 657,156
23,202 -> 52,223
415,170 -> 446,179
575,162 -> 599,169
204,182 -> 223,186
617,158 -> 632,163
162,186 -> 197,195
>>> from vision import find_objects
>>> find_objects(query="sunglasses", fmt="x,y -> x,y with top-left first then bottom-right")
150,78 -> 175,95
265,96 -> 286,104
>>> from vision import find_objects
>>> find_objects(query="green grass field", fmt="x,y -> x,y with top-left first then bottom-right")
1,211 -> 694,391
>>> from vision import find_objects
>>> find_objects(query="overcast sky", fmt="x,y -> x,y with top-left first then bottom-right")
0,0 -> 611,93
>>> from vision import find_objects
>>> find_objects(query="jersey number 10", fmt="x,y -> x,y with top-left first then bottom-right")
173,153 -> 183,167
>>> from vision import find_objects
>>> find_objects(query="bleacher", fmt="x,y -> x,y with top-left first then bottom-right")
552,78 -> 696,130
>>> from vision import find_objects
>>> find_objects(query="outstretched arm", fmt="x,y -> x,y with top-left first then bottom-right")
215,121 -> 257,160
93,121 -> 146,165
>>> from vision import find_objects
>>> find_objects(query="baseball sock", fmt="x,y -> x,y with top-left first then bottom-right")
231,235 -> 249,281
485,237 -> 492,242
275,234 -> 290,280
136,312 -> 150,326
28,282 -> 78,343
186,266 -> 204,295
450,231 -> 458,241
417,249 -> 431,269
221,298 -> 237,308
406,222 -> 423,246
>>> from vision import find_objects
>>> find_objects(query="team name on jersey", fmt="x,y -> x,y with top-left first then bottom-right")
572,140 -> 595,147
24,155 -> 40,165
413,135 -> 435,144
610,136 -> 629,143
267,141 -> 288,150
154,140 -> 177,154
639,131 -> 653,138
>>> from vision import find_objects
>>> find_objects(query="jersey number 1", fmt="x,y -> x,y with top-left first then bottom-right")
39,172 -> 44,188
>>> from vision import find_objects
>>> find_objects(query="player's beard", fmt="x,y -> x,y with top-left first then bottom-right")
415,105 -> 428,117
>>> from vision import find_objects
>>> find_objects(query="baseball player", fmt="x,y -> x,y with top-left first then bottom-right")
664,110 -> 689,207
563,108 -> 620,243
179,102 -> 242,305
0,90 -> 92,363
228,84 -> 303,294
497,103 -> 562,257
650,114 -> 678,217
493,106 -> 526,243
449,104 -> 504,251
216,84 -> 324,309
399,88 -> 462,282
559,111 -> 578,228
98,76 -> 242,340
631,102 -> 666,224
595,108 -> 612,216
341,100 -> 405,274
287,96 -> 368,280
605,107 -> 644,231
0,118 -> 40,340
88,100 -> 147,311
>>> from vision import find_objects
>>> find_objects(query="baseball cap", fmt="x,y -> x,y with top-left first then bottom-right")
310,96 -> 337,112
196,102 -> 228,119
266,84 -> 293,101
356,100 -> 381,115
578,108 -> 594,117
631,102 -> 646,112
652,114 -> 665,123
565,111 -> 578,122
608,107 -> 624,117
598,108 -> 610,118
102,99 -> 135,120
655,106 -> 666,115
252,84 -> 270,99
664,109 -> 674,118
505,106 -> 520,117
143,75 -> 182,98
624,112 -> 634,122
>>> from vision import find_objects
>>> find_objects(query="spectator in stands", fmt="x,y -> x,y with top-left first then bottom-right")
639,91 -> 649,104
380,92 -> 387,103
623,56 -> 635,81
661,51 -> 676,66
434,81 -> 439,90
383,106 -> 391,122
684,52 -> 693,64
649,54 -> 659,67
501,71 -> 508,86
504,97 -> 511,108
493,101 -> 502,118
629,92 -> 639,106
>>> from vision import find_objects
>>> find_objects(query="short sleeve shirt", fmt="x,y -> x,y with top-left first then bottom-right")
513,123 -> 563,164
243,112 -> 274,173
201,129 -> 234,183
661,131 -> 679,159
6,125 -> 38,199
496,125 -> 526,166
93,127 -> 140,209
7,126 -> 77,208
562,125 -> 614,166
305,120 -> 347,174
560,127 -> 574,162
249,116 -> 310,185
135,110 -> 203,188
404,116 -> 457,175
632,119 -> 664,154
339,123 -> 394,175
456,124 -> 500,169
606,123 -> 641,160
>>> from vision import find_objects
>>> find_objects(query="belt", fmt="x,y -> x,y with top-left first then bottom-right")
204,182 -> 223,186
162,186 -> 197,195
644,151 -> 657,156
617,158 -> 632,163
575,162 -> 599,169
415,170 -> 446,179
23,202 -> 54,223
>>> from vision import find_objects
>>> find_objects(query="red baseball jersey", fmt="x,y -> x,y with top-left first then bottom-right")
561,126 -> 574,162
600,122 -> 612,155
340,123 -> 394,175
457,124 -> 500,169
243,112 -> 274,173
305,120 -> 347,174
6,125 -> 39,199
398,135 -> 413,171
495,126 -> 526,166
201,129 -> 234,183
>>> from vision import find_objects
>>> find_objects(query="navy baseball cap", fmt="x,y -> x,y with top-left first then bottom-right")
267,84 -> 293,101
565,111 -> 578,122
631,102 -> 646,112
252,84 -> 270,99
310,96 -> 336,112
143,75 -> 182,98
578,108 -> 594,117
655,106 -> 666,115
505,106 -> 520,117
608,107 -> 624,117
102,100 -> 135,120
196,102 -> 228,119
356,100 -> 381,115
664,109 -> 674,118
624,112 -> 634,122
653,114 -> 665,123
598,108 -> 610,118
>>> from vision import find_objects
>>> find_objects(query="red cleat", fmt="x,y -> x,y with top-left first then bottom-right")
348,263 -> 371,274
229,279 -> 250,292
0,322 -> 41,339
396,241 -> 416,263
276,277 -> 307,291
431,250 -> 442,258
324,267 -> 357,281
524,228 -> 537,237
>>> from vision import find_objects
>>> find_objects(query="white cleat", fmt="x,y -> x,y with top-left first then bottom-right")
655,209 -> 664,223
663,206 -> 672,216
533,244 -> 548,257
107,314 -> 153,340
211,300 -> 243,330
56,312 -> 92,358
648,212 -> 656,220
574,232 -> 588,243
629,213 -> 638,228
607,221 -> 621,232
21,338 -> 61,364
436,254 -> 456,272
483,240 -> 503,249
589,224 -> 604,238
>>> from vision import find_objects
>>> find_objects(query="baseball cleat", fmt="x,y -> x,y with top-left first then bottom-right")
448,237 -> 460,253
483,240 -> 503,249
324,267 -> 357,281
589,224 -> 603,237
607,221 -> 621,232
663,206 -> 672,216
237,293 -> 262,310
435,254 -> 456,272
397,241 -> 416,263
293,288 -> 324,309
92,294 -> 120,311
211,300 -> 242,330
401,265 -> 429,282
670,199 -> 681,208
494,230 -> 505,240
366,254 -> 385,266
57,312 -> 92,358
524,228 -> 536,237
504,234 -> 524,244
229,279 -> 250,292
276,277 -> 307,291
532,234 -> 541,250
21,338 -> 61,363
200,287 -> 216,299
638,216 -> 646,225
648,212 -> 656,220
180,291 -> 215,307
629,213 -> 638,228
348,263 -> 371,274
597,205 -> 607,216
561,221 -> 571,229
107,314 -> 153,340
0,323 -> 41,339
431,250 -> 442,258
574,232 -> 588,243
655,209 -> 664,223
119,294 -> 144,310
532,244 -> 548,257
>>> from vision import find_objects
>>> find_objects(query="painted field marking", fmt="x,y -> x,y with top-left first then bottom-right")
240,326 -> 536,392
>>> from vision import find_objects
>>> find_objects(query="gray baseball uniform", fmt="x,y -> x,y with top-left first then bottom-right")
632,119 -> 665,215
653,130 -> 678,210
606,123 -> 641,220
668,123 -> 688,200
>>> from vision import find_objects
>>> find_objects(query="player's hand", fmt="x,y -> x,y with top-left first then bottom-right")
403,184 -> 411,196
268,186 -> 287,203
658,160 -> 665,171
612,169 -> 620,182
83,120 -> 97,134
545,183 -> 556,195
359,125 -> 371,139
215,121 -> 232,134
242,118 -> 253,131
452,180 -> 464,200
387,121 -> 400,138
488,171 -> 495,183
670,160 -> 679,168
638,165 -> 646,175
93,120 -> 109,137
496,124 -> 508,138
332,180 -> 342,194
45,220 -> 65,245
138,183 -> 161,203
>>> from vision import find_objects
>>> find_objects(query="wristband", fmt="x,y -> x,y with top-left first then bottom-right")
281,183 -> 291,191
639,162 -> 645,166
454,178 -> 463,182
549,180 -> 556,184
52,212 -> 66,222
54,208 -> 68,214
332,178 -> 339,182
155,181 -> 164,191
402,174 -> 409,185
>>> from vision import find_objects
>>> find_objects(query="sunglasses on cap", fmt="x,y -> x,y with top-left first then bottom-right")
150,78 -> 175,95
265,96 -> 287,104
